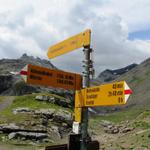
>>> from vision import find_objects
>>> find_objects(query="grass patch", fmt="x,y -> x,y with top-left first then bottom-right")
0,93 -> 72,124
1,93 -> 71,114
133,121 -> 150,129
129,76 -> 144,84
90,106 -> 150,124
145,71 -> 150,76
0,96 -> 4,103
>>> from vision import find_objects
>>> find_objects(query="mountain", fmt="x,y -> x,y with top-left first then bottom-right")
0,54 -> 56,95
0,53 -> 56,74
96,63 -> 137,83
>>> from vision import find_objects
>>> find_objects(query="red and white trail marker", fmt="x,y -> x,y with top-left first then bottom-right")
20,65 -> 28,82
124,82 -> 132,103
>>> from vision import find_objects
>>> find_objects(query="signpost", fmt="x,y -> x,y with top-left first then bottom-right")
20,64 -> 82,90
75,81 -> 132,107
47,29 -> 91,59
46,29 -> 132,150
47,29 -> 93,150
18,29 -> 133,150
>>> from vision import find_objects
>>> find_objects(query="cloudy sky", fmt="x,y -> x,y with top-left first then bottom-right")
0,0 -> 150,75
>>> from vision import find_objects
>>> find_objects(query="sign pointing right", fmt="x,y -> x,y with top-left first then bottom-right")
124,81 -> 132,103
75,81 -> 132,107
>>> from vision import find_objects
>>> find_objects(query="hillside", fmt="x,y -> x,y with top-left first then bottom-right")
116,57 -> 150,108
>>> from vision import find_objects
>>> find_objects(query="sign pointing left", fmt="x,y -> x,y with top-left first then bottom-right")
20,64 -> 82,90
47,29 -> 91,59
20,65 -> 28,82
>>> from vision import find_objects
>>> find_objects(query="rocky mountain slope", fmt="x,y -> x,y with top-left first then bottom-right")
94,57 -> 150,113
0,54 -> 56,95
116,57 -> 150,108
0,53 -> 55,74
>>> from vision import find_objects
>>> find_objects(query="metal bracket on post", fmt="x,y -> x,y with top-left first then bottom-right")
80,46 -> 94,150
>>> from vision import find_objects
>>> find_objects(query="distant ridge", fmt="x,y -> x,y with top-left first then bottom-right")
0,53 -> 56,75
96,63 -> 137,82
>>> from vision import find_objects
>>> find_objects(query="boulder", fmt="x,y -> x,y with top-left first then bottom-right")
13,107 -> 34,114
100,120 -> 113,127
48,125 -> 61,139
8,132 -> 16,140
53,110 -> 72,126
120,127 -> 134,133
54,98 -> 71,108
104,125 -> 119,134
35,95 -> 71,108
34,108 -> 55,119
0,123 -> 20,133
8,131 -> 47,140
0,123 -> 46,133
35,95 -> 50,101
0,75 -> 13,93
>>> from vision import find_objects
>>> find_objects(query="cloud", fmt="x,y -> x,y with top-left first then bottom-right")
0,0 -> 150,75
52,13 -> 150,74
96,0 -> 150,32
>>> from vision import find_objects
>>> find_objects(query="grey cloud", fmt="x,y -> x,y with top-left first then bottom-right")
0,6 -> 33,29
0,0 -> 150,76
52,13 -> 150,75
0,37 -> 22,58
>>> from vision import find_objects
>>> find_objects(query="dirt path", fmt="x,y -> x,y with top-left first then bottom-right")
0,96 -> 14,111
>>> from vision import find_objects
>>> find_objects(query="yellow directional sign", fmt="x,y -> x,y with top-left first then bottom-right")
47,29 -> 91,59
20,64 -> 82,90
75,81 -> 132,107
74,107 -> 82,123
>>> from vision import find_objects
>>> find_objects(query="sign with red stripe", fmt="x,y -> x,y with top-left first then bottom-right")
75,81 -> 132,107
20,64 -> 82,90
20,65 -> 28,82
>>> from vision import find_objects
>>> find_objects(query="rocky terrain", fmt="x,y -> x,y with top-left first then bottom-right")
0,93 -> 73,146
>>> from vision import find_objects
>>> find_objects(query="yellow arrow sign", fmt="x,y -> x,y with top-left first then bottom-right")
75,81 -> 132,107
47,29 -> 91,59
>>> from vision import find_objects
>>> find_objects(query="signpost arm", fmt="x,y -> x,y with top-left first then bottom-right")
80,46 -> 92,150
